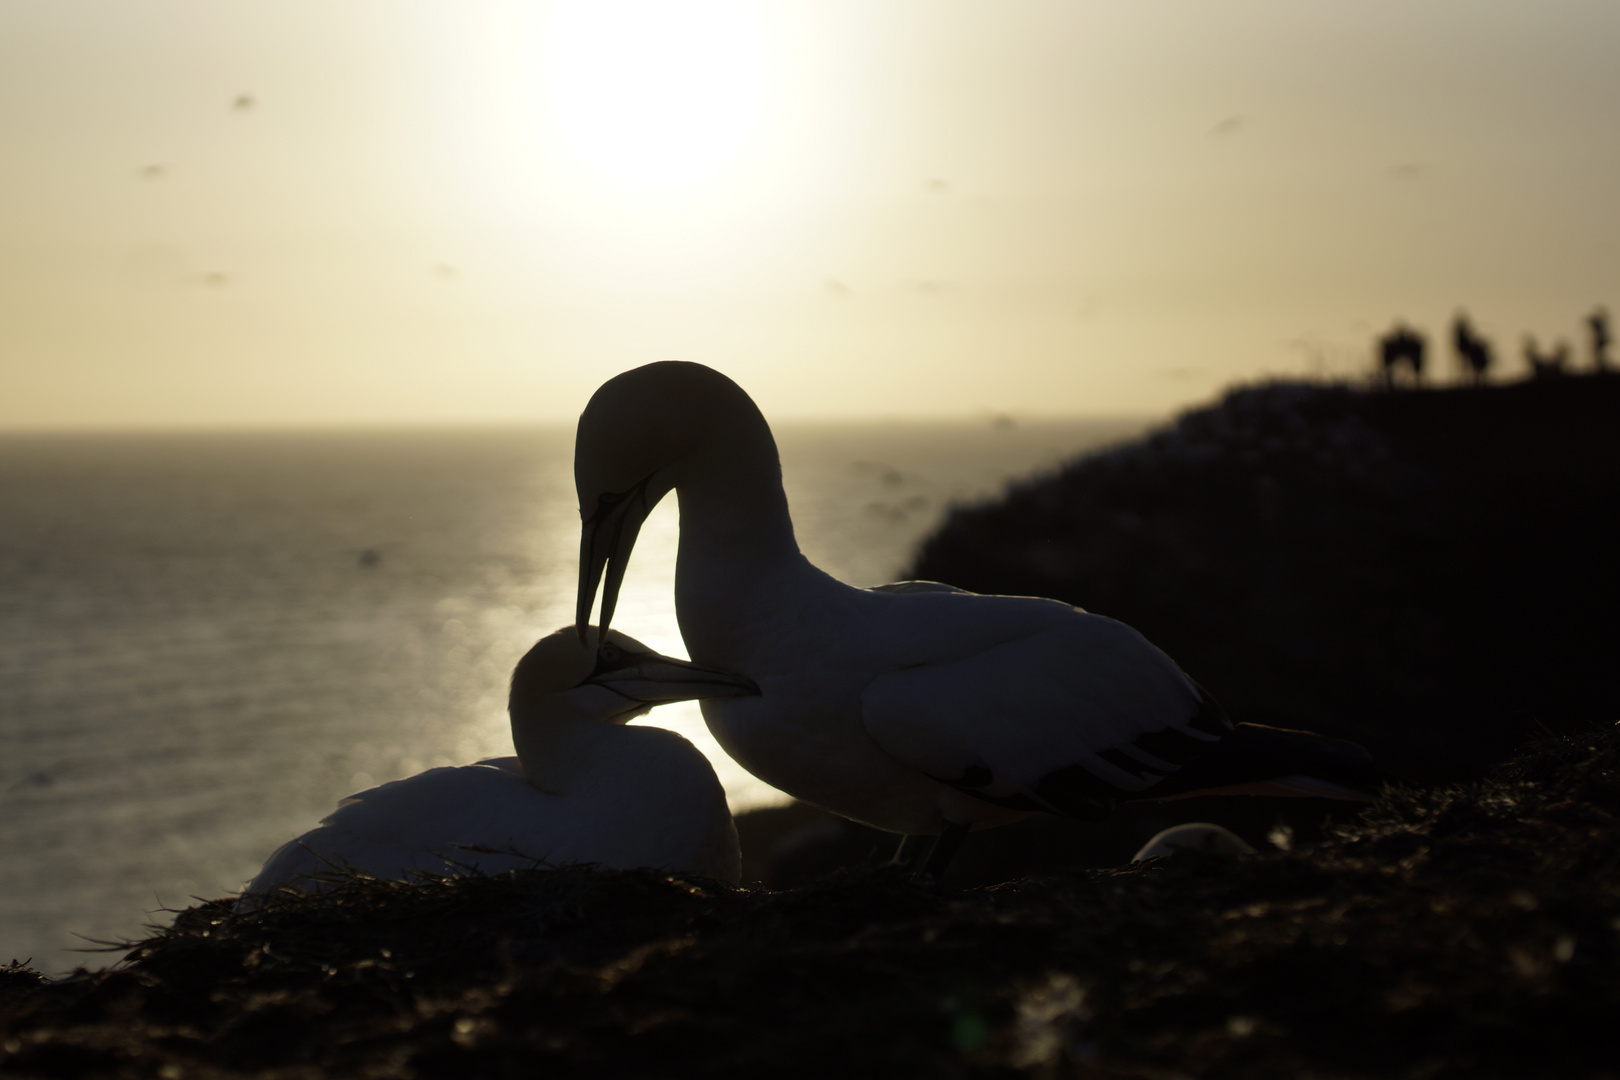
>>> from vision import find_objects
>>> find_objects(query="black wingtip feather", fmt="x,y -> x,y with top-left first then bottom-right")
1132,722 -> 1383,802
1185,682 -> 1234,737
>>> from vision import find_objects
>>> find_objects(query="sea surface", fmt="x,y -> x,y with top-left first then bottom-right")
0,418 -> 1148,973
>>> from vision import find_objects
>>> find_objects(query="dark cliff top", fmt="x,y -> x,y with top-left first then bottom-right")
911,374 -> 1620,783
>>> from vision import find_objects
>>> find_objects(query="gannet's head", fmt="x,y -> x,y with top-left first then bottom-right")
510,624 -> 759,726
574,362 -> 772,640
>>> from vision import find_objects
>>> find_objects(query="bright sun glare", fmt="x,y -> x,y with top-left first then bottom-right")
543,0 -> 771,193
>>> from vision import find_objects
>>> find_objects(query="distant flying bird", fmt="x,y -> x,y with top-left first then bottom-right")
238,626 -> 756,905
573,362 -> 1381,877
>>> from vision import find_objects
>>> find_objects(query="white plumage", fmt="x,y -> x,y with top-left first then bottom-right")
239,625 -> 755,904
572,362 -> 1377,857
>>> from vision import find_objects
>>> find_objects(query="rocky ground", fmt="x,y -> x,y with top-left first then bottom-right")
5,374 -> 1616,1078
4,725 -> 1618,1079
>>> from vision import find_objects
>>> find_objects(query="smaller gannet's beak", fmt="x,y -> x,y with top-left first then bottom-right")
576,476 -> 654,644
585,646 -> 760,704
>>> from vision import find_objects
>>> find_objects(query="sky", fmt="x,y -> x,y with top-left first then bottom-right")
2,0 -> 1617,429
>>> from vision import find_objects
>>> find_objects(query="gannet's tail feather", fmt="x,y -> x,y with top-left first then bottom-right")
1127,722 -> 1383,804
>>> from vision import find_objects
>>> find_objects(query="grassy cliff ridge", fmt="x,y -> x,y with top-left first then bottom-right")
911,375 -> 1620,782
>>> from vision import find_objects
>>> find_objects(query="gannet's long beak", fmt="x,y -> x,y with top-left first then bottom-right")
586,647 -> 760,704
576,476 -> 654,643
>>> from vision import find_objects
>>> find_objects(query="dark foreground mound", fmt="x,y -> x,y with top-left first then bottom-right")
5,726 -> 1620,1079
911,375 -> 1620,784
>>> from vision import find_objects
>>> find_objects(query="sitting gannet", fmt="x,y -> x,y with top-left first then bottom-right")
572,362 -> 1380,875
239,625 -> 755,903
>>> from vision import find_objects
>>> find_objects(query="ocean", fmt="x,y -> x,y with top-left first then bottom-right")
0,418 -> 1148,974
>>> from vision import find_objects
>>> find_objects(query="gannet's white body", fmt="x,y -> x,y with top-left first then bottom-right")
574,363 -> 1376,840
240,626 -> 752,902
677,565 -> 1208,834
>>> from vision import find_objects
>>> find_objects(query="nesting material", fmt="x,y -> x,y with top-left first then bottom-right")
4,725 -> 1619,1078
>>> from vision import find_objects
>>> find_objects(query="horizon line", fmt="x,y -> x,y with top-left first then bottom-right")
0,411 -> 1164,438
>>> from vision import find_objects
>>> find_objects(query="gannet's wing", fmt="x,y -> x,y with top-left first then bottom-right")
241,765 -> 553,900
860,613 -> 1227,821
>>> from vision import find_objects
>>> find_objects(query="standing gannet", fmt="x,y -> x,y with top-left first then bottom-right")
573,362 -> 1379,874
238,625 -> 756,903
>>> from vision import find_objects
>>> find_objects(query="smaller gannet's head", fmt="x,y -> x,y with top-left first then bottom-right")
510,625 -> 760,726
574,362 -> 771,640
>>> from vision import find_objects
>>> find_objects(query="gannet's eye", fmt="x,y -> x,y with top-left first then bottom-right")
599,642 -> 623,666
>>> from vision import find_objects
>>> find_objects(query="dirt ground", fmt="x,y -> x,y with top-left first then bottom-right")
4,725 -> 1618,1079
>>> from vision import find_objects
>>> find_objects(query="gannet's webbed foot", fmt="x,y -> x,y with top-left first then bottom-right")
890,833 -> 933,868
916,822 -> 971,882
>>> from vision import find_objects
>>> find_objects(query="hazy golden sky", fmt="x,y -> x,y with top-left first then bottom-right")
2,0 -> 1616,428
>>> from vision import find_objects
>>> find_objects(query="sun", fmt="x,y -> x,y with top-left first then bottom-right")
542,0 -> 772,193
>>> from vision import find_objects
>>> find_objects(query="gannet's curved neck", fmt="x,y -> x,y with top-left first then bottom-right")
673,433 -> 812,658
675,444 -> 798,563
510,710 -> 610,797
